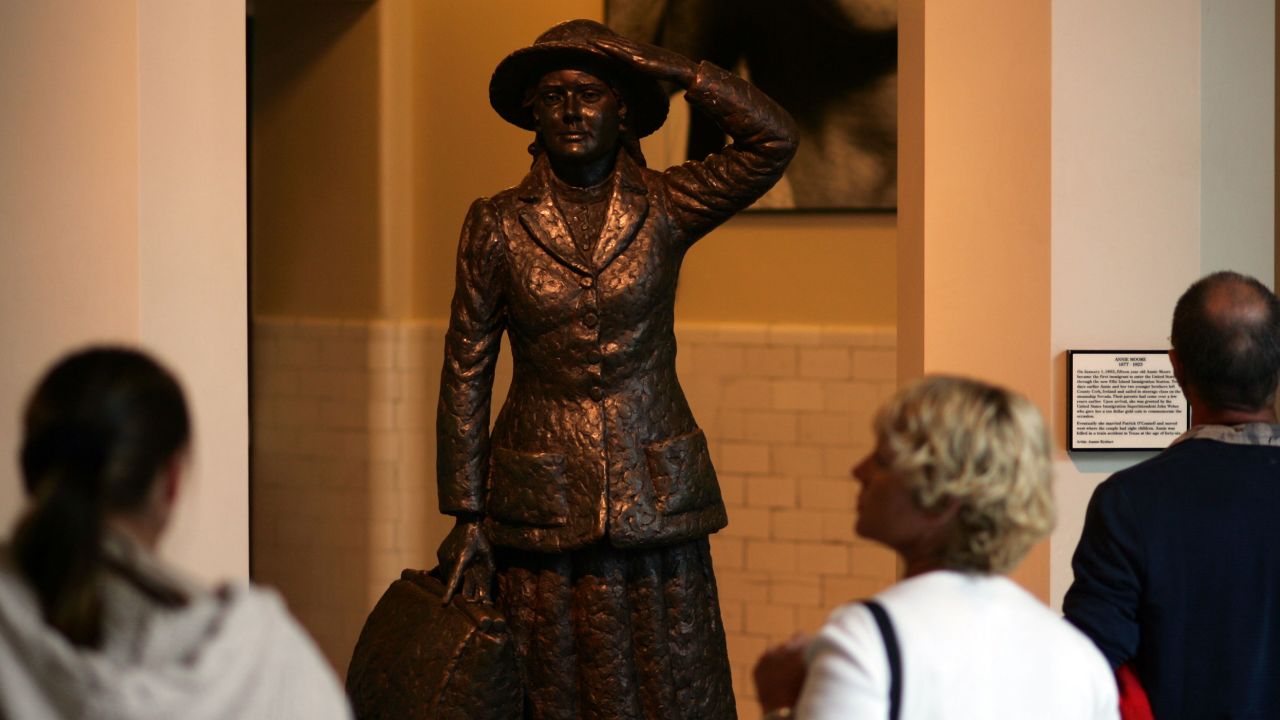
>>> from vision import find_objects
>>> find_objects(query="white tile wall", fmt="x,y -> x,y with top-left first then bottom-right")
251,316 -> 897,715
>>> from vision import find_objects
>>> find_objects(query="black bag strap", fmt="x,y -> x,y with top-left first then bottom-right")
863,600 -> 902,720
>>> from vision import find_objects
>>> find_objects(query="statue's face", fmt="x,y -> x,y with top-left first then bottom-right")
530,69 -> 623,166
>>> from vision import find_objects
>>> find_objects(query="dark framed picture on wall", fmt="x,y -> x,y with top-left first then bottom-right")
606,0 -> 898,212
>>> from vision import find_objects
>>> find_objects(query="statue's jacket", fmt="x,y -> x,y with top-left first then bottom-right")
437,61 -> 798,553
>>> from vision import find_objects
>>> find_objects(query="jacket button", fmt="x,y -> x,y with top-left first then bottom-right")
587,350 -> 603,364
583,313 -> 599,328
589,386 -> 604,401
580,276 -> 595,288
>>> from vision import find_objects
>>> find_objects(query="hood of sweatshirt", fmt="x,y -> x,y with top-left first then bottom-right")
0,539 -> 350,720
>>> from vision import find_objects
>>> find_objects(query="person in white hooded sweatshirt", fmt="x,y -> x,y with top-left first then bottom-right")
0,346 -> 351,720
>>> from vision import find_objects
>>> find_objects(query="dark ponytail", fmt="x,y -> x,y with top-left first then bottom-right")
11,347 -> 190,647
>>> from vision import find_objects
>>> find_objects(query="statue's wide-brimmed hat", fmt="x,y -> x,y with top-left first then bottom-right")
489,19 -> 669,138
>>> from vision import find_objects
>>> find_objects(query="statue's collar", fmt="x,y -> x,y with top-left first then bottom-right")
514,151 -> 650,275
516,151 -> 646,202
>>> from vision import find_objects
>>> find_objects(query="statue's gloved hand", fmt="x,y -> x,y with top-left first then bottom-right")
437,515 -> 495,604
591,34 -> 697,88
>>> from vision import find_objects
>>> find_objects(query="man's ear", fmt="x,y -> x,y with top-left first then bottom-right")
1169,349 -> 1186,388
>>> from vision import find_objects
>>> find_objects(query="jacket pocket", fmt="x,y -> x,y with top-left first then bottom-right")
645,429 -> 721,515
487,447 -> 570,527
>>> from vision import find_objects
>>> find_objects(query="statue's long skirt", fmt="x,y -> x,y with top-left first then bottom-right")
494,537 -> 737,720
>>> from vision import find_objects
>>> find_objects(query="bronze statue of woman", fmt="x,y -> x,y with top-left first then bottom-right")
435,19 -> 796,719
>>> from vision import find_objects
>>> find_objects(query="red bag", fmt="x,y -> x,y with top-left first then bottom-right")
1116,663 -> 1153,720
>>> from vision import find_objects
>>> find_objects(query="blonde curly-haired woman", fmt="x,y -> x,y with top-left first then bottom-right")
754,376 -> 1118,720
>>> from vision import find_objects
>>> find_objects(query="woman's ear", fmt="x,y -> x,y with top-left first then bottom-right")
160,450 -> 186,510
925,497 -> 962,528
116,450 -> 187,551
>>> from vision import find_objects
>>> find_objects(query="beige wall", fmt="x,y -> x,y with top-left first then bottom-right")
138,1 -> 250,582
0,1 -> 248,580
680,214 -> 896,325
252,3 -> 382,318
1049,0 -> 1198,604
0,2 -> 142,531
1050,0 -> 1275,609
898,0 -> 1053,600
1201,0 -> 1274,284
1049,0 -> 1203,610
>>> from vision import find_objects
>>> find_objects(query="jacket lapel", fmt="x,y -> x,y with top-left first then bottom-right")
516,160 -> 592,276
515,153 -> 649,276
591,155 -> 649,272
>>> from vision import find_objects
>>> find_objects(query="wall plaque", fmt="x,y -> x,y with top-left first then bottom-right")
1067,350 -> 1190,451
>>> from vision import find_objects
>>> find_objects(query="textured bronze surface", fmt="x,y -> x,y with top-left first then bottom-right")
347,569 -> 521,720
495,538 -> 734,720
428,19 -> 797,719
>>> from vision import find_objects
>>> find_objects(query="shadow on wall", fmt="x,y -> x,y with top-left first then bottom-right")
249,0 -> 385,675
251,2 -> 372,119
251,321 -> 382,673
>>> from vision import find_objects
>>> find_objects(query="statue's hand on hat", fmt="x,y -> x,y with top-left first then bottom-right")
592,34 -> 697,89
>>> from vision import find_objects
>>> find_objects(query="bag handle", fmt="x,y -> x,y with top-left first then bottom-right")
863,600 -> 901,720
